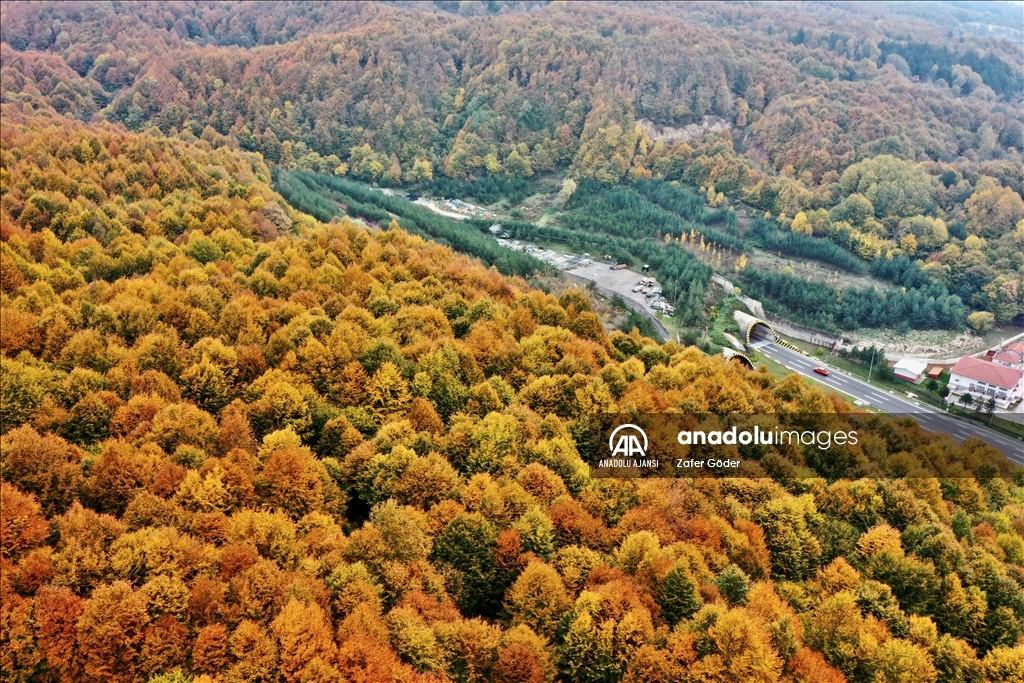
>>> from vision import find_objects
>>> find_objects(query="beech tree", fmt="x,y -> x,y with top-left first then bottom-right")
0,484 -> 48,559
271,598 -> 338,683
505,562 -> 570,639
75,582 -> 150,683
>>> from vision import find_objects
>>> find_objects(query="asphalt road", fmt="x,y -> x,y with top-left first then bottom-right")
751,340 -> 1024,466
563,273 -> 670,343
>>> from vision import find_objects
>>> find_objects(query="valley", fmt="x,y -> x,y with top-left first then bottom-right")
2,3 -> 1023,683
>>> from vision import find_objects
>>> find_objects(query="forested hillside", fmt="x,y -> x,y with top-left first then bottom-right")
276,170 -> 969,334
2,3 -> 1024,683
3,98 -> 1024,683
1,0 -> 1022,325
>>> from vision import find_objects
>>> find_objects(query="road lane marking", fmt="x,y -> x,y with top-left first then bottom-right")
759,343 -> 1021,460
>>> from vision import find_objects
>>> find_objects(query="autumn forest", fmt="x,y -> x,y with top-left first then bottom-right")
1,2 -> 1023,683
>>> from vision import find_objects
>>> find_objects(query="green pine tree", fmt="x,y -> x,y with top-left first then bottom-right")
658,563 -> 703,626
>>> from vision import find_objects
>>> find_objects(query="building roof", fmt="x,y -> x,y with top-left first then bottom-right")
1008,341 -> 1024,354
993,350 -> 1022,365
950,355 -> 1024,389
893,358 -> 928,375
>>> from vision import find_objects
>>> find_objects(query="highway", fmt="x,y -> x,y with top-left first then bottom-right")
751,340 -> 1024,466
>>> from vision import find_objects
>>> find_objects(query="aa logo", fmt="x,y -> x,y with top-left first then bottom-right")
609,424 -> 648,458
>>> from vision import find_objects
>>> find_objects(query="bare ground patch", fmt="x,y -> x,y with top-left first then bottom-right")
532,273 -> 632,333
845,328 -> 1000,359
741,247 -> 893,293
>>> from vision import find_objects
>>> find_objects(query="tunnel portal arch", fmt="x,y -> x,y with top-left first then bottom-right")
734,310 -> 777,346
729,352 -> 755,370
747,321 -> 776,344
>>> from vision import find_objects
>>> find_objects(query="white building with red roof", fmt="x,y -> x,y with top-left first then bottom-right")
991,341 -> 1024,369
948,355 -> 1024,409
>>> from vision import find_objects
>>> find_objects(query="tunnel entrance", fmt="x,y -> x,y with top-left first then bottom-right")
729,353 -> 755,370
748,321 -> 776,344
734,310 -> 779,348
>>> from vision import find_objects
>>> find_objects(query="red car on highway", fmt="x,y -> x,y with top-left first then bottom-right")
813,367 -> 830,376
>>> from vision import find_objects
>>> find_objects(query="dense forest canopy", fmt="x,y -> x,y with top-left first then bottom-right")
3,108 -> 1024,683
2,3 -> 1024,683
2,0 -> 1019,326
